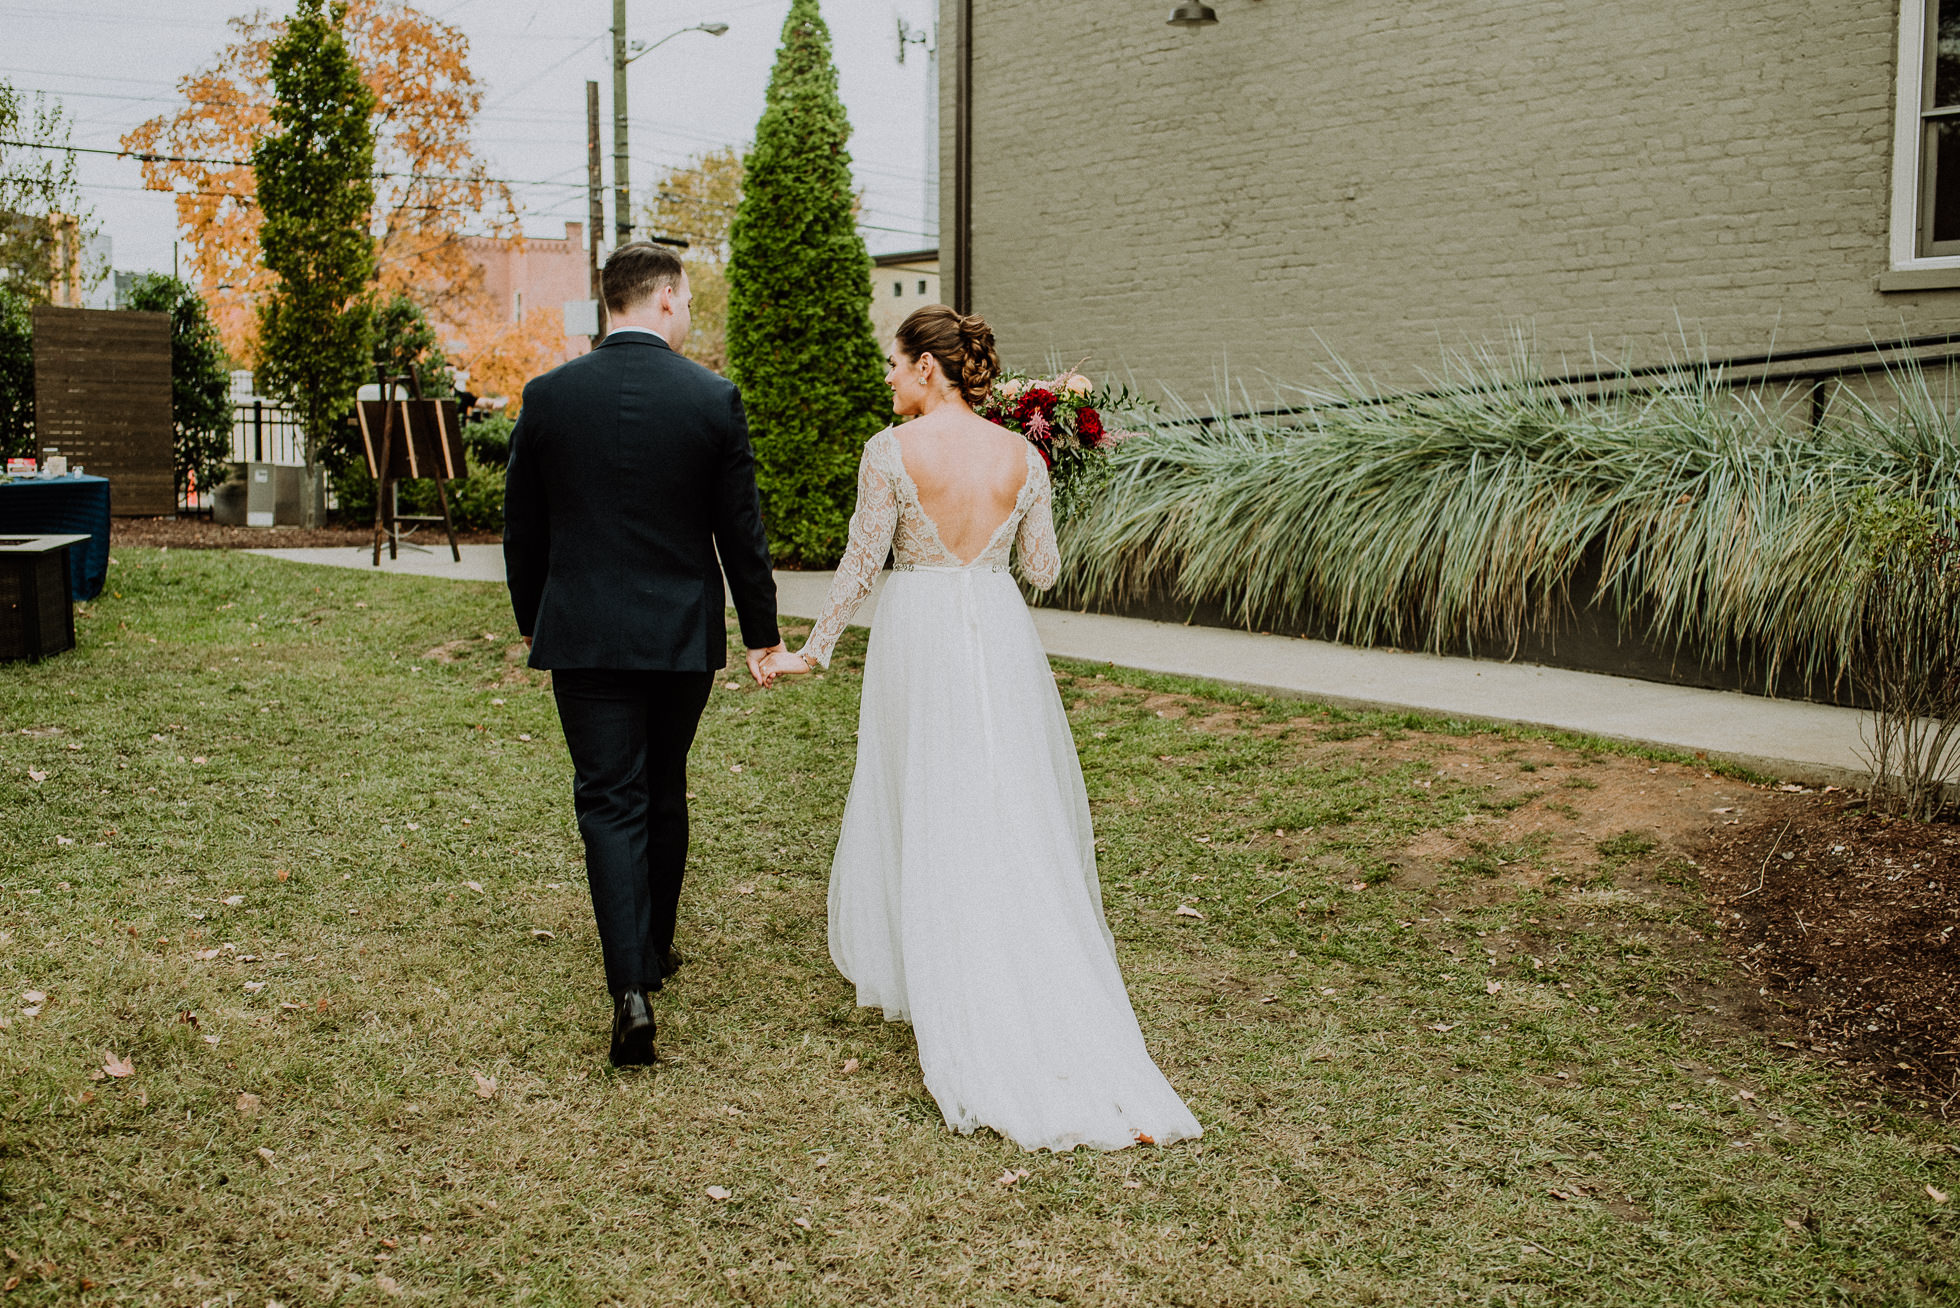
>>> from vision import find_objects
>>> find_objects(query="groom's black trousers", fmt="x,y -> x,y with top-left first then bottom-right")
551,668 -> 716,997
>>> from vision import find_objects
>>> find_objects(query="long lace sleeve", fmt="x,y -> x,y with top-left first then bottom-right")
798,438 -> 899,668
1015,455 -> 1061,590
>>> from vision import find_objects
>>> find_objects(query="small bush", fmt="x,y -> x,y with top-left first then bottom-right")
1851,489 -> 1960,820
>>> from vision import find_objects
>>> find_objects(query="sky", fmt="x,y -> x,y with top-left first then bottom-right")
0,0 -> 942,276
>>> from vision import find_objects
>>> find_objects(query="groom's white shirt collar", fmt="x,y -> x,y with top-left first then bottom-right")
604,325 -> 667,344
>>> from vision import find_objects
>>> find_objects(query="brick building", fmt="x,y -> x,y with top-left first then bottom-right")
870,249 -> 941,347
463,220 -> 592,364
940,1 -> 1960,405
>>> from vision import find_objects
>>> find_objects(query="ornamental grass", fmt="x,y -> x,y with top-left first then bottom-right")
1059,345 -> 1960,693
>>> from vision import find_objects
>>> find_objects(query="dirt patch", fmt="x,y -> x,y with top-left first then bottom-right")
1698,803 -> 1960,1108
113,516 -> 501,551
1070,670 -> 1960,1109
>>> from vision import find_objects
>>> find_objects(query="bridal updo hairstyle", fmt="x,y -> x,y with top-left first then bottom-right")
896,305 -> 999,409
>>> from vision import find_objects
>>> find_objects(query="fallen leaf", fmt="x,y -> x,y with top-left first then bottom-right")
196,949 -> 220,961
517,735 -> 532,743
1783,1216 -> 1806,1232
529,929 -> 554,941
192,756 -> 206,765
243,981 -> 266,993
255,1146 -> 275,1164
223,895 -> 244,906
26,770 -> 46,783
1486,980 -> 1503,995
236,1093 -> 261,1115
275,869 -> 289,882
464,881 -> 483,893
102,1050 -> 134,1078
730,763 -> 744,773
22,990 -> 45,1004
472,1072 -> 498,1099
841,1058 -> 859,1074
1319,987 -> 1337,996
1123,1179 -> 1142,1189
376,1273 -> 402,1296
1349,881 -> 1367,892
705,1185 -> 731,1201
1734,1089 -> 1756,1101
55,836 -> 72,846
1134,1132 -> 1156,1147
1930,1185 -> 1950,1204
995,1169 -> 1021,1187
405,822 -> 420,831
202,1033 -> 221,1046
1427,1023 -> 1457,1032
1174,905 -> 1204,920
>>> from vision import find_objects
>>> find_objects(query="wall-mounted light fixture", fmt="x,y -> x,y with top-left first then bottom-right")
1167,3 -> 1219,27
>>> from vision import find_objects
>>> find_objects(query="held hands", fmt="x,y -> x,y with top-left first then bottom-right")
746,644 -> 812,688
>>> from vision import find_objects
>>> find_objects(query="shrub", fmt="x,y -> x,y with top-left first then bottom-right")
461,411 -> 513,468
122,273 -> 232,500
1851,489 -> 1960,820
0,282 -> 30,461
1061,346 -> 1960,694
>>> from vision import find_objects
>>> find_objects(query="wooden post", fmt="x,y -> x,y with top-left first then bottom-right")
371,371 -> 396,567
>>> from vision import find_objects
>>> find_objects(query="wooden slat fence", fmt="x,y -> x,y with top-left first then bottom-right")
31,306 -> 173,516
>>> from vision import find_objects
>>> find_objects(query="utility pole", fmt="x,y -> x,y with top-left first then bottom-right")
586,78 -> 608,341
611,0 -> 632,247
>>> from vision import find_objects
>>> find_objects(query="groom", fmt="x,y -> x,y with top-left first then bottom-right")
504,242 -> 798,1066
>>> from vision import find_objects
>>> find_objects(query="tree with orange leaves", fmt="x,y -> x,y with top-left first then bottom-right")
122,1 -> 514,363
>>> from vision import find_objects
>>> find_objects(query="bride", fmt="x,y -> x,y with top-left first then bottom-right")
768,305 -> 1200,1153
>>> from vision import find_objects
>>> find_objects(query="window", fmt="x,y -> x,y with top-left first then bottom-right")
918,279 -> 927,295
894,281 -> 904,297
1893,3 -> 1960,264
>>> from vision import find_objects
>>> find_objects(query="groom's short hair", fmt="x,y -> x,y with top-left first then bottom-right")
602,242 -> 685,313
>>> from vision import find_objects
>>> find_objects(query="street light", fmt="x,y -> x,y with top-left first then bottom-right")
612,7 -> 729,246
626,21 -> 729,63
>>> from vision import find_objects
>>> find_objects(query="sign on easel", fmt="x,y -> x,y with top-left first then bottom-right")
354,376 -> 466,565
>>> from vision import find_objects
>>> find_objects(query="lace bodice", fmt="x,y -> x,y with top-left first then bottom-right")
797,428 -> 1059,668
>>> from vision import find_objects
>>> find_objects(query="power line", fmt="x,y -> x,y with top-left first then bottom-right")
0,137 -> 582,190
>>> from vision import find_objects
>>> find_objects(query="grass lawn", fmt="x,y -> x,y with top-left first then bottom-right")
2,548 -> 1955,1306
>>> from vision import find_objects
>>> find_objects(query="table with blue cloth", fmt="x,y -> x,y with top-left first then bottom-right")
0,474 -> 112,601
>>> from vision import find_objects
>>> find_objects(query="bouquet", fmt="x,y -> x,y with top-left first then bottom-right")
976,367 -> 1134,522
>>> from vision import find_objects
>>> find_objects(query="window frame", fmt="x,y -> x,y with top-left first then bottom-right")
1892,1 -> 1960,268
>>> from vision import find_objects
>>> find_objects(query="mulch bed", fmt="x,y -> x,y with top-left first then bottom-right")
112,516 -> 502,551
1698,801 -> 1960,1110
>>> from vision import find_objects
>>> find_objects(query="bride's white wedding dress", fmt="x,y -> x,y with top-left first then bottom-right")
798,427 -> 1201,1153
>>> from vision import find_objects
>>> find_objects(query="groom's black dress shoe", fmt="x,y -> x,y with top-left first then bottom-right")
644,947 -> 687,994
609,988 -> 657,1066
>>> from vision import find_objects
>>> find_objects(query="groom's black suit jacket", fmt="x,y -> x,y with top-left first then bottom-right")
503,332 -> 779,669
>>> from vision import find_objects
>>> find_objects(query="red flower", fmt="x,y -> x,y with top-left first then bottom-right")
1015,388 -> 1058,423
1076,407 -> 1104,446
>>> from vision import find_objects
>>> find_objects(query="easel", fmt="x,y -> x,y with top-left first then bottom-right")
357,369 -> 464,565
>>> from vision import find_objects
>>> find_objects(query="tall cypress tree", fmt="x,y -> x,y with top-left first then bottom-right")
253,0 -> 375,526
726,0 -> 889,566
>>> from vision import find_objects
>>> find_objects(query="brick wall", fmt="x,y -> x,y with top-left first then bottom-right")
463,221 -> 591,358
943,1 -> 1960,407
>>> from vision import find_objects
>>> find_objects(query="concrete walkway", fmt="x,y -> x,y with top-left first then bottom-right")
247,547 -> 1871,786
